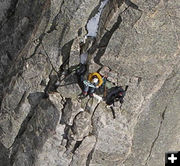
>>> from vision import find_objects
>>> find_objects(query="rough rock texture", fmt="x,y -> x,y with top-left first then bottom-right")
0,0 -> 180,166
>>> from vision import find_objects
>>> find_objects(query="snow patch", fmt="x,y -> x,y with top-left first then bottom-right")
86,0 -> 109,37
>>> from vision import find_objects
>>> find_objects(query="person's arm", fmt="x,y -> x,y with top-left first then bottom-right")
88,73 -> 93,81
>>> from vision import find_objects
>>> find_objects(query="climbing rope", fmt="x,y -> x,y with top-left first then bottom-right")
58,65 -> 81,83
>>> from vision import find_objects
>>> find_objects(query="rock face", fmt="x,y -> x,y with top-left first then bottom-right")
0,0 -> 179,166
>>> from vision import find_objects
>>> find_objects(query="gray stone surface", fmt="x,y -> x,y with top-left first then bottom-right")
11,98 -> 60,166
0,0 -> 180,166
0,0 -> 11,22
123,65 -> 180,166
70,135 -> 96,166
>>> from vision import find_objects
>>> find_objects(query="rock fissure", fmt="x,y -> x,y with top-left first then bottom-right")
144,79 -> 180,165
124,0 -> 141,11
25,33 -> 46,60
144,106 -> 167,165
86,141 -> 96,166
94,14 -> 122,66
46,0 -> 65,34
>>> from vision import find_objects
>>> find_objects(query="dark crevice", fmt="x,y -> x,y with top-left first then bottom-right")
94,14 -> 122,66
145,106 -> 167,165
94,0 -> 142,66
44,74 -> 58,96
91,103 -> 100,120
60,98 -> 72,125
61,39 -> 74,71
6,51 -> 13,61
64,128 -> 73,151
72,140 -> 83,154
25,32 -> 46,60
43,39 -> 75,96
58,23 -> 70,58
46,0 -> 65,33
86,143 -> 96,166
137,77 -> 142,86
83,0 -> 124,66
124,0 -> 141,11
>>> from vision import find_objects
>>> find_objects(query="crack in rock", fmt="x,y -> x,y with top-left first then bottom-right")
145,82 -> 180,165
46,0 -> 65,34
145,106 -> 167,166
94,14 -> 122,66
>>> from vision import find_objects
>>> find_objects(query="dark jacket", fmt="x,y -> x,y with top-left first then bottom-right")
106,86 -> 128,105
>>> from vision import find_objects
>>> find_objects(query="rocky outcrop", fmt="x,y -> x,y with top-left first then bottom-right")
0,0 -> 180,166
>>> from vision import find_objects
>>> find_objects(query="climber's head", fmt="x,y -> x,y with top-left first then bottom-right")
91,76 -> 99,85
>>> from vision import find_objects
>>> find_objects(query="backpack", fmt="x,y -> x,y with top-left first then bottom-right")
106,86 -> 128,105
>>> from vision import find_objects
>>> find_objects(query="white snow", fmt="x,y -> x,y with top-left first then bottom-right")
86,0 -> 109,37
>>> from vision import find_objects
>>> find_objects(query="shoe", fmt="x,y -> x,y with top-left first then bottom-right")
106,104 -> 113,108
83,91 -> 88,96
89,93 -> 94,98
78,93 -> 87,100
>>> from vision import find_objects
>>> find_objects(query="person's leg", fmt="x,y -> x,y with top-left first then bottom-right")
83,85 -> 89,96
80,74 -> 85,82
89,87 -> 95,97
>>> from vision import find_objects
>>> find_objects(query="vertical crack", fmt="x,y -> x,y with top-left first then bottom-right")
145,106 -> 167,165
46,0 -> 65,33
94,14 -> 122,66
86,137 -> 97,166
124,0 -> 141,11
144,83 -> 179,165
